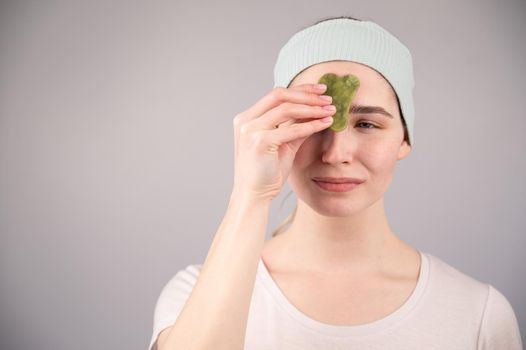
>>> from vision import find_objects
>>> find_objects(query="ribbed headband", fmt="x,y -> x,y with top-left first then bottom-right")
273,18 -> 415,146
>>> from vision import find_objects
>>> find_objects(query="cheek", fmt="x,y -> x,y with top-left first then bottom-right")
360,141 -> 400,176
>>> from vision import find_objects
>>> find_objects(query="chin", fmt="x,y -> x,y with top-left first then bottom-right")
304,194 -> 365,217
319,203 -> 363,217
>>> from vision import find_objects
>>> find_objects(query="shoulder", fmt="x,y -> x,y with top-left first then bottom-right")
148,263 -> 203,350
477,284 -> 523,349
424,253 -> 490,319
152,263 -> 204,319
158,263 -> 203,298
424,253 -> 522,349
427,251 -> 516,309
426,253 -> 488,296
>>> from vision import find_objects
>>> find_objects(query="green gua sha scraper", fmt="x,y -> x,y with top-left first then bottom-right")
317,73 -> 360,132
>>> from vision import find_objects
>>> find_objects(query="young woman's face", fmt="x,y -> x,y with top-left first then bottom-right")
287,60 -> 411,216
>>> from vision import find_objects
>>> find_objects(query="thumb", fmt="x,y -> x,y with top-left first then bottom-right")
278,135 -> 308,172
289,135 -> 309,153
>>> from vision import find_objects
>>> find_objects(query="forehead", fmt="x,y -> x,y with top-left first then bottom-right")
289,60 -> 395,100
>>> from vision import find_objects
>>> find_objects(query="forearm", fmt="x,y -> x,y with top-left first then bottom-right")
158,190 -> 271,350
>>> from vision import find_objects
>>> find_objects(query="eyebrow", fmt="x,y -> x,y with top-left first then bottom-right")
349,104 -> 394,119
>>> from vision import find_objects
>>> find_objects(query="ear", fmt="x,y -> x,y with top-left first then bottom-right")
397,139 -> 411,160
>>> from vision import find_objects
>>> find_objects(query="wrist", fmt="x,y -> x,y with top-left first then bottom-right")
229,187 -> 273,208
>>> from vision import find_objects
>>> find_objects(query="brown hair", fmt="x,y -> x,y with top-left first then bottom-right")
270,15 -> 410,238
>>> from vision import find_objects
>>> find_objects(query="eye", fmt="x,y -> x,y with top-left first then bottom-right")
356,121 -> 377,129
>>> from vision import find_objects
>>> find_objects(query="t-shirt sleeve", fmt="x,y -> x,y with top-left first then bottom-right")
477,284 -> 523,350
147,264 -> 202,350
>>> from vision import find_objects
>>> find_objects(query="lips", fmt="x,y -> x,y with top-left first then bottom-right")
312,176 -> 365,184
312,179 -> 362,192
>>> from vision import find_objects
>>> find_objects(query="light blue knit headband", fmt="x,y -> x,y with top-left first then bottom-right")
273,18 -> 415,146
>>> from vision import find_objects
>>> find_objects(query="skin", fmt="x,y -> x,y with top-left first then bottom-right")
262,60 -> 419,282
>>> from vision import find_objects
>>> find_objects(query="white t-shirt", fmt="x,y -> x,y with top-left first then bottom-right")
148,251 -> 523,349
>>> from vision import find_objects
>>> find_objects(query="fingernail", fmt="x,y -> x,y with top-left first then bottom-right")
315,84 -> 327,90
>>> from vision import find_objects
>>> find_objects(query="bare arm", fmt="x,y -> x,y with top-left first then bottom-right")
157,189 -> 271,350
156,82 -> 333,349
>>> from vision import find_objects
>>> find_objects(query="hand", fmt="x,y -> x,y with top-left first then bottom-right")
231,83 -> 336,202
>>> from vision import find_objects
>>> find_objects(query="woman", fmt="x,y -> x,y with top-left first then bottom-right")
148,16 -> 522,350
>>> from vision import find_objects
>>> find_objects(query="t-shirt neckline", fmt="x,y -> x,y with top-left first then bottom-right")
257,250 -> 430,337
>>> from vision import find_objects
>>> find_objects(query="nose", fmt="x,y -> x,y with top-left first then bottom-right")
320,127 -> 355,164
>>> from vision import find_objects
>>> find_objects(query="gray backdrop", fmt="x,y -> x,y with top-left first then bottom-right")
1,0 -> 524,349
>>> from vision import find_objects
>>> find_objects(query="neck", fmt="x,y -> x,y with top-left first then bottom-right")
275,197 -> 403,275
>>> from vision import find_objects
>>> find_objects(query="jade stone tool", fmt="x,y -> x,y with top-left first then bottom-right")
317,73 -> 360,132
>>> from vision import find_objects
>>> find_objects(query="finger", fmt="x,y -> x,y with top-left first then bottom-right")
235,84 -> 330,125
266,116 -> 334,146
233,83 -> 328,158
255,103 -> 336,131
